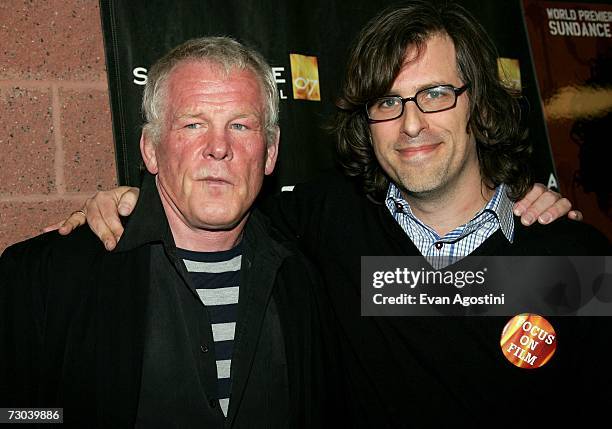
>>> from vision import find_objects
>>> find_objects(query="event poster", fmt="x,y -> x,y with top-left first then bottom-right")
523,0 -> 612,240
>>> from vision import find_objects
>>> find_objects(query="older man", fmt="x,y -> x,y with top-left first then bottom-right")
0,37 -> 325,427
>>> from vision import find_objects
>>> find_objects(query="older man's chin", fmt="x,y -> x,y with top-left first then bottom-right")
188,208 -> 251,233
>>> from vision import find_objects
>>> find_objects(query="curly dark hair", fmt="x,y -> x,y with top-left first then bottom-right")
334,1 -> 532,201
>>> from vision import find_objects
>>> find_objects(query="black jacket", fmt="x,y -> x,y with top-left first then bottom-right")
265,171 -> 612,427
0,174 -> 326,428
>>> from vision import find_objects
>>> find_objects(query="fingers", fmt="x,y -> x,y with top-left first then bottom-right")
568,210 -> 583,222
39,186 -> 138,250
118,187 -> 140,216
85,186 -> 137,250
513,183 -> 546,220
84,199 -> 114,250
42,221 -> 65,233
84,198 -> 117,251
514,184 -> 573,226
514,184 -> 545,225
534,197 -> 572,225
57,209 -> 87,235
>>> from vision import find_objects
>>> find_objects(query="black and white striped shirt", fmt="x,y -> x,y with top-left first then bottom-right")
177,245 -> 242,417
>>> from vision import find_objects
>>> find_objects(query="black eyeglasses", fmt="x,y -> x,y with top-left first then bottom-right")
365,84 -> 470,123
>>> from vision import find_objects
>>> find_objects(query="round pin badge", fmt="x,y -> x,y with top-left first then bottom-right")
500,313 -> 557,369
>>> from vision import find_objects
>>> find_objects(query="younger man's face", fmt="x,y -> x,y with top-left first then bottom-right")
369,33 -> 480,200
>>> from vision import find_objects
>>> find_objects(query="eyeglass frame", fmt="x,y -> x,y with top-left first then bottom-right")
365,83 -> 471,123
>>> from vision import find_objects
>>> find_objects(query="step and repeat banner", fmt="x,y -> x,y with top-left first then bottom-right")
523,0 -> 611,239
99,0 -> 610,238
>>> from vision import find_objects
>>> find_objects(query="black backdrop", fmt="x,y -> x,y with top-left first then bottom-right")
99,0 -> 556,192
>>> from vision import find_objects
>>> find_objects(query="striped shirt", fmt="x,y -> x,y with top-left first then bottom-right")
385,183 -> 515,269
177,245 -> 242,417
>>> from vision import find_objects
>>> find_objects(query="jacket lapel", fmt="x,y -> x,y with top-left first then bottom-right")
225,212 -> 287,425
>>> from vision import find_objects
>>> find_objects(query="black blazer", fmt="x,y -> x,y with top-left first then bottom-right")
0,174 -> 327,428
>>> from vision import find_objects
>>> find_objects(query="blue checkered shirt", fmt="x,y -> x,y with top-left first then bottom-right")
385,183 -> 515,269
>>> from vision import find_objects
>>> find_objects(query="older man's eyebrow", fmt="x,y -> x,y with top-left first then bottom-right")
231,112 -> 263,121
174,111 -> 204,120
173,109 -> 262,119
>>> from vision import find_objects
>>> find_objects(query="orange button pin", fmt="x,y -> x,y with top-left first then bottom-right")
500,313 -> 557,369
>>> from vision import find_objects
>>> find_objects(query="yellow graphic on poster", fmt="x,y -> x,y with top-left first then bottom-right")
497,57 -> 522,92
290,54 -> 321,101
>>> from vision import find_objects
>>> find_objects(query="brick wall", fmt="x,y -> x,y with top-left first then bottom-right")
0,0 -> 116,253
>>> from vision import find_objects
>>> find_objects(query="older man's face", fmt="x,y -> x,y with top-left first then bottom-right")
142,60 -> 278,231
369,33 -> 479,200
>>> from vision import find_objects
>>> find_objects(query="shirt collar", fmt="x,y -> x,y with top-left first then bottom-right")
385,182 -> 514,243
480,183 -> 514,242
114,172 -> 176,253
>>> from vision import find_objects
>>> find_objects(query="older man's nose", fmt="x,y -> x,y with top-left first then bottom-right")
204,129 -> 233,160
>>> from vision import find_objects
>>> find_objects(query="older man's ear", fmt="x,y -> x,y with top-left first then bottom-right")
140,132 -> 159,174
264,127 -> 280,176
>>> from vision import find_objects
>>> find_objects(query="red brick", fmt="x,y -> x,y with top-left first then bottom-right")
61,88 -> 117,192
0,0 -> 106,81
0,87 -> 55,194
0,198 -> 86,254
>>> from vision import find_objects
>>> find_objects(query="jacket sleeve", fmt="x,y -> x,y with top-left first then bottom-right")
0,241 -> 46,406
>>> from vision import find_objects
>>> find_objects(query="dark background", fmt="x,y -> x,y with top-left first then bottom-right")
99,0 -> 595,199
